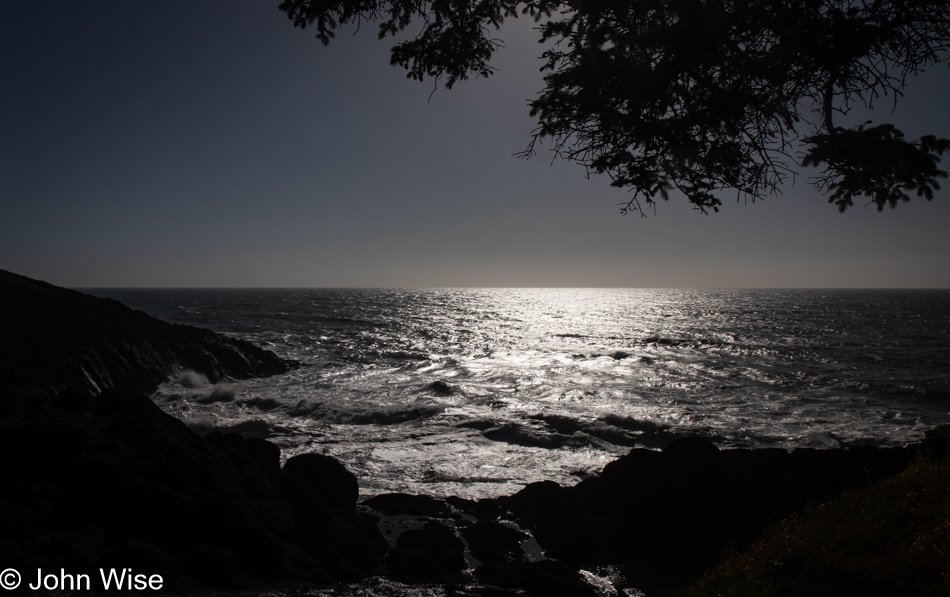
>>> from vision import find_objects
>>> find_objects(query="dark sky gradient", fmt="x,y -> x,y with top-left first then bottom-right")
3,0 -> 949,288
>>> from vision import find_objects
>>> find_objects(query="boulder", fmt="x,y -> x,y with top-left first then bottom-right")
283,453 -> 360,513
461,520 -> 529,564
385,520 -> 466,583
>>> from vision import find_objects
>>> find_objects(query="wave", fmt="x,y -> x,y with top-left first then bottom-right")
240,396 -> 282,411
599,414 -> 670,434
530,413 -> 583,435
174,370 -> 210,388
420,470 -> 512,484
343,405 -> 444,425
187,416 -> 274,439
196,384 -> 236,404
481,422 -> 602,450
483,424 -> 579,449
799,431 -> 842,449
288,399 -> 444,425
538,414 -> 644,446
482,414 -> 675,450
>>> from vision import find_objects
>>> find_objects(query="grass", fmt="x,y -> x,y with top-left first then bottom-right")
681,427 -> 950,597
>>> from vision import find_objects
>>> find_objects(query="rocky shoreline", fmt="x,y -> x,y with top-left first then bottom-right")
0,270 -> 934,595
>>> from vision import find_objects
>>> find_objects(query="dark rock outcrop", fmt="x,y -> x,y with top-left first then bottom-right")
364,438 -> 918,594
0,271 -> 383,589
385,520 -> 467,583
461,520 -> 529,564
0,389 -> 386,589
489,436 -> 916,593
0,268 -> 292,404
283,453 -> 360,513
364,493 -> 454,517
473,560 -> 600,597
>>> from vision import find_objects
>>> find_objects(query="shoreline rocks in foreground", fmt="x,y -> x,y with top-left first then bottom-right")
355,436 -> 924,596
1,389 -> 387,589
1,270 -> 384,589
0,270 -> 938,594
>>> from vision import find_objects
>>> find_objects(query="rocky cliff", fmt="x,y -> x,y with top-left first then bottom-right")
0,271 -> 385,590
0,269 -> 291,405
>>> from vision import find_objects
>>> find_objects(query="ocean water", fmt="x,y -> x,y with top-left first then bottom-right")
88,288 -> 950,499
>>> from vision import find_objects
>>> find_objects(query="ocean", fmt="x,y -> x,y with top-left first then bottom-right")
87,288 -> 950,499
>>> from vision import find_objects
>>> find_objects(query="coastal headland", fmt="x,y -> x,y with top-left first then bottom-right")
1,269 -> 946,596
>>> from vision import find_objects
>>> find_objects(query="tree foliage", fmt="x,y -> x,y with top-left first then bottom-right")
279,0 -> 950,214
803,124 -> 950,211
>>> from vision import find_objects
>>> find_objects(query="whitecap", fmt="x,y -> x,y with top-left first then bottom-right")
174,370 -> 210,388
800,431 -> 842,449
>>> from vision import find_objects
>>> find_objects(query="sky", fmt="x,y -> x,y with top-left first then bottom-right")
2,0 -> 949,288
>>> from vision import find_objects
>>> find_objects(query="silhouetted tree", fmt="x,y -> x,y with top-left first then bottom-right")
280,0 -> 950,214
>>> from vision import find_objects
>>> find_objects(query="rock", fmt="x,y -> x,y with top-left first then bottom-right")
363,493 -> 454,517
385,520 -> 466,583
1,387 -> 383,589
474,560 -> 599,597
273,470 -> 385,581
183,545 -> 247,588
461,520 -> 529,563
662,435 -> 721,459
0,271 -> 393,589
496,440 -> 920,591
0,268 -> 294,402
426,380 -> 457,395
283,453 -> 360,513
922,424 -> 950,459
588,447 -> 666,491
500,480 -> 566,518
205,432 -> 282,475
446,495 -> 506,520
101,538 -> 185,580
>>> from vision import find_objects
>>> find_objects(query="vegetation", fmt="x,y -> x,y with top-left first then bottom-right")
681,425 -> 950,597
279,0 -> 950,215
